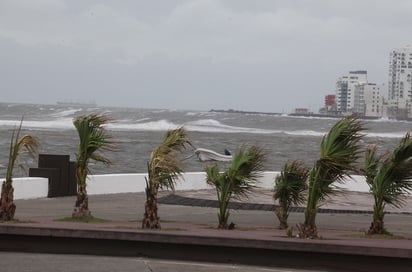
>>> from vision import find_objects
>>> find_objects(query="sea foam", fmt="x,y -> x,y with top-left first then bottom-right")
0,116 -> 407,139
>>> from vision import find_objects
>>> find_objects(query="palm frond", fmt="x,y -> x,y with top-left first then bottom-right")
74,113 -> 115,164
362,144 -> 383,185
6,119 -> 39,181
148,127 -> 192,191
304,116 -> 364,230
204,145 -> 266,228
274,160 -> 309,206
311,116 -> 365,198
372,132 -> 412,208
227,145 -> 266,199
205,164 -> 222,187
73,114 -> 115,157
73,113 -> 115,188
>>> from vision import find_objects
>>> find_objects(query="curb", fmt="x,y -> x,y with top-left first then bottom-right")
0,224 -> 411,271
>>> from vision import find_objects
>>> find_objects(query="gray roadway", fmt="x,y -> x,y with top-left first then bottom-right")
0,252 -> 315,272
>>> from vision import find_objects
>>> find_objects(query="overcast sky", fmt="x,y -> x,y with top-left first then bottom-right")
1,0 -> 411,112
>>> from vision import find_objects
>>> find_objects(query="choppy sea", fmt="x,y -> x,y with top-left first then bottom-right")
0,102 -> 410,178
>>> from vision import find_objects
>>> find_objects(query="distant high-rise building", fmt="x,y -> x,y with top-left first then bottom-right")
336,71 -> 368,113
388,45 -> 412,119
357,83 -> 387,118
353,84 -> 365,115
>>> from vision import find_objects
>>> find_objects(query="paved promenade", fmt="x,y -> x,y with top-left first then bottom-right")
1,190 -> 411,271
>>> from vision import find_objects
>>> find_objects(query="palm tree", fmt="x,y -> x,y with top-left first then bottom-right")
205,145 -> 265,229
72,114 -> 115,219
142,127 -> 192,229
0,119 -> 38,221
362,133 -> 412,235
273,160 -> 309,229
299,116 -> 364,238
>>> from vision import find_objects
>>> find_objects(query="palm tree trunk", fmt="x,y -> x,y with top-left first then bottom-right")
72,162 -> 91,218
275,207 -> 288,229
142,187 -> 160,229
72,185 -> 92,218
217,187 -> 231,229
0,180 -> 16,221
300,178 -> 319,238
217,203 -> 230,229
368,197 -> 386,234
299,207 -> 318,238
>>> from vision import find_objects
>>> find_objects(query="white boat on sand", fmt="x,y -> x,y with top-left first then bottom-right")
194,148 -> 233,162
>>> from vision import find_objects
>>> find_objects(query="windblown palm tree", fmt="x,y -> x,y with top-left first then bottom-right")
206,145 -> 265,229
274,160 -> 309,229
0,119 -> 38,221
142,127 -> 192,229
299,116 -> 364,238
72,114 -> 115,219
362,133 -> 412,235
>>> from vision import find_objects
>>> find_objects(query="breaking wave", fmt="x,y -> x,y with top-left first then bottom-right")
0,116 -> 407,138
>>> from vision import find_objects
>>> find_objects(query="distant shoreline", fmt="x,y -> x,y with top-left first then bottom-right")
210,109 -> 284,116
210,109 -> 412,121
210,108 -> 362,119
56,101 -> 97,107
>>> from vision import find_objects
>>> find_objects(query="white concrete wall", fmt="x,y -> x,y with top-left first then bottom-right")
12,172 -> 370,200
13,177 -> 49,199
86,172 -> 214,195
87,171 -> 369,194
86,173 -> 147,195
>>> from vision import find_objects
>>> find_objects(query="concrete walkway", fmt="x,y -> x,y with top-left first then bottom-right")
1,190 -> 411,271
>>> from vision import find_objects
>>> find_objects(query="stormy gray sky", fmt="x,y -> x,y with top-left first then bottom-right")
1,0 -> 411,112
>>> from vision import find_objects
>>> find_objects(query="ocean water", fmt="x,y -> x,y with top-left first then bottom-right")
0,102 -> 410,178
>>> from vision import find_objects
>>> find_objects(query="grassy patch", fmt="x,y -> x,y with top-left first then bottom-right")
342,233 -> 406,240
55,217 -> 111,223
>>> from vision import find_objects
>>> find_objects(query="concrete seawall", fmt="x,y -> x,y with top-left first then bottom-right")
12,172 -> 370,200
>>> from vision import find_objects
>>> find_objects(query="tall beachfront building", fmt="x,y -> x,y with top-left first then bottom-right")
336,71 -> 368,114
388,45 -> 412,119
359,83 -> 387,118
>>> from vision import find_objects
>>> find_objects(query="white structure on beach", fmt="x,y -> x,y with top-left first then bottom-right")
387,45 -> 412,119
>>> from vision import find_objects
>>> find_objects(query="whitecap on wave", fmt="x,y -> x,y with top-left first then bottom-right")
366,132 -> 405,138
184,119 -> 272,134
110,119 -> 179,131
50,109 -> 82,118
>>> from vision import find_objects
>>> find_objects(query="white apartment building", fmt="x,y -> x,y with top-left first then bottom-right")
388,45 -> 412,119
336,71 -> 368,114
353,84 -> 365,115
362,83 -> 387,118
